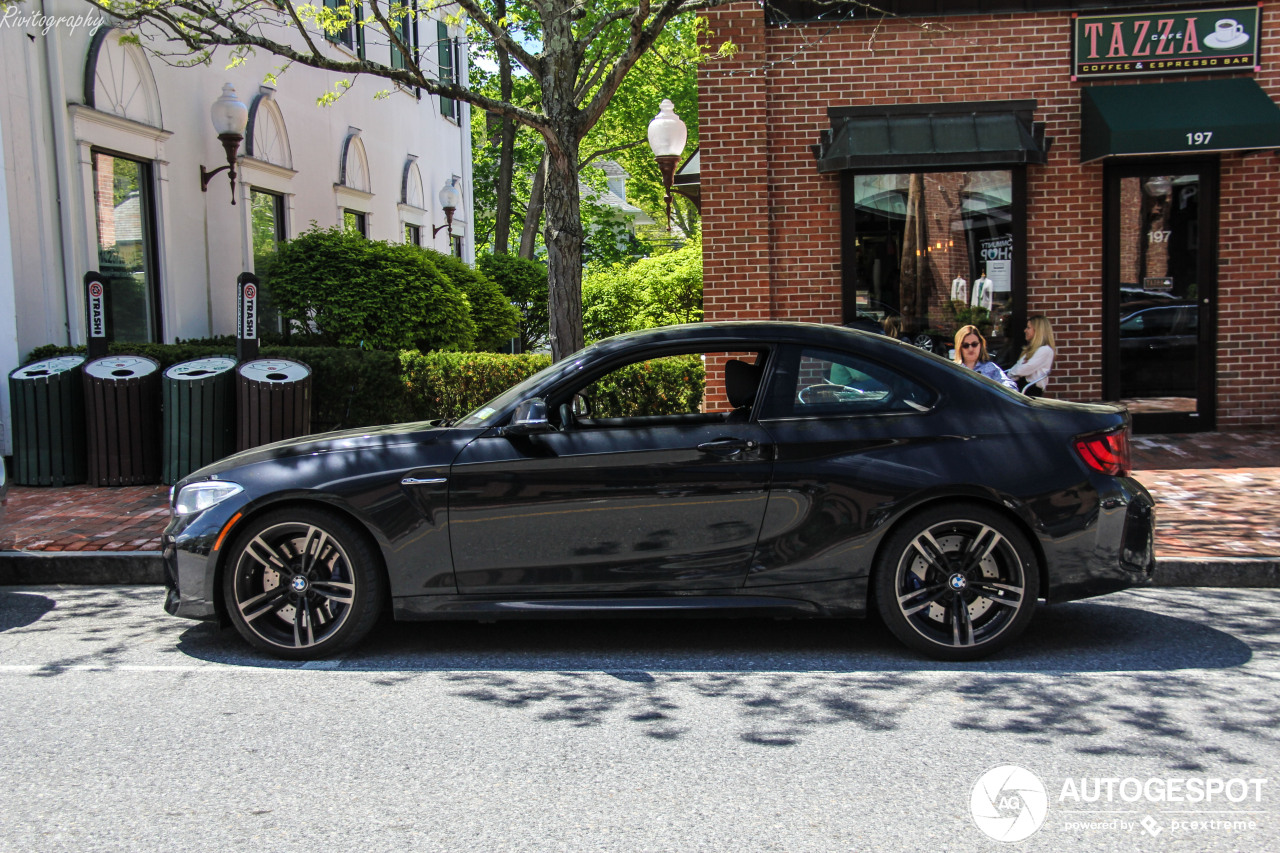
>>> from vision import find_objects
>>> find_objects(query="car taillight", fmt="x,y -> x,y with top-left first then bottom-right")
1074,429 -> 1131,476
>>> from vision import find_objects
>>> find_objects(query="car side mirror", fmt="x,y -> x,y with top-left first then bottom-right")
501,398 -> 556,437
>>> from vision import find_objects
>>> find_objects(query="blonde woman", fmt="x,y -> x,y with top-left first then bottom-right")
1007,314 -> 1055,398
952,325 -> 1017,390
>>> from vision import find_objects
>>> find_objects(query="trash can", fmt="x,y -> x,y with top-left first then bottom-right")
83,355 -> 162,486
8,356 -> 88,486
236,358 -> 311,450
162,356 -> 237,485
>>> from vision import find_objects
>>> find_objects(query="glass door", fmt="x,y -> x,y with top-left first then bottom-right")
1103,160 -> 1217,433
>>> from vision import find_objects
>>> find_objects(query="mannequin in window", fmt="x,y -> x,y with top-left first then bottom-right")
972,268 -> 994,312
950,274 -> 968,306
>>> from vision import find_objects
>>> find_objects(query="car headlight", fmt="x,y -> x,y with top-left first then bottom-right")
174,481 -> 244,516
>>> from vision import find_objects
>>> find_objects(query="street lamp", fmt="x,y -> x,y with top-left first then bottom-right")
199,83 -> 249,205
647,98 -> 687,231
433,177 -> 462,240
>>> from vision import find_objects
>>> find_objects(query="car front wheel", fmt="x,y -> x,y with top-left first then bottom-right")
874,505 -> 1039,661
223,508 -> 385,660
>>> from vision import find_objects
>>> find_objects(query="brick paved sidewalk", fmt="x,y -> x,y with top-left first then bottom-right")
2,432 -> 1278,560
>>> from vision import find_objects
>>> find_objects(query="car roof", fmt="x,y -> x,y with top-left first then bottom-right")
586,320 -> 900,355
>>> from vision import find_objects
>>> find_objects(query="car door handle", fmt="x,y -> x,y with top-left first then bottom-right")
697,438 -> 757,456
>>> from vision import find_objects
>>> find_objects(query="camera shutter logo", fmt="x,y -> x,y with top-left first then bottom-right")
88,281 -> 106,338
971,765 -> 1048,842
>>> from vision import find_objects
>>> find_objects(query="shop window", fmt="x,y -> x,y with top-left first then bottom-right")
850,169 -> 1019,364
92,151 -> 160,343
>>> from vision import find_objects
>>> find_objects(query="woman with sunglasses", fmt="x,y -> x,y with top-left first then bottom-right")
952,325 -> 1017,390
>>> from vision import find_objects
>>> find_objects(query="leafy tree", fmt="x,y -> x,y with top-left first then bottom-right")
91,0 -> 928,358
470,13 -> 703,258
87,0 -> 746,361
428,250 -> 521,351
582,237 -> 701,341
265,226 -> 475,351
478,252 -> 550,352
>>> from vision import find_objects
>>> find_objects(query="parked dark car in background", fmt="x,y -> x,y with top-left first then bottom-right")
1119,302 -> 1198,398
163,322 -> 1155,661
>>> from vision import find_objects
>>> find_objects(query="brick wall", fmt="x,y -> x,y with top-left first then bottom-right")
698,4 -> 1280,429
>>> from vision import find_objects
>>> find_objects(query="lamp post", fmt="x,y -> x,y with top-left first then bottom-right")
647,99 -> 688,232
200,83 -> 249,205
433,177 -> 462,242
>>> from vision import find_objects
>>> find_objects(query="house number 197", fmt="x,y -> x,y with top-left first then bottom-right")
1186,131 -> 1213,146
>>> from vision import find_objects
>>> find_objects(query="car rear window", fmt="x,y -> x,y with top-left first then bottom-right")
760,346 -> 936,418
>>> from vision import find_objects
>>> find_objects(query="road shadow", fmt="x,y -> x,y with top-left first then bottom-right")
0,590 -> 57,632
172,591 -> 1277,759
5,586 -> 1277,760
173,591 -> 1257,674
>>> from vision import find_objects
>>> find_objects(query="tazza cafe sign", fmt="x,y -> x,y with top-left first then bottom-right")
1072,6 -> 1261,80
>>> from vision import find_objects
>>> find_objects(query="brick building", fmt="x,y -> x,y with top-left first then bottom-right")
697,1 -> 1280,432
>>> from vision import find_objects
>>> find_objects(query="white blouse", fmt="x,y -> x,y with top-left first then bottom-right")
1008,345 -> 1054,390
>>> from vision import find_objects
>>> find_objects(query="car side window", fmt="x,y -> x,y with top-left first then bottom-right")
761,347 -> 935,418
575,355 -> 706,419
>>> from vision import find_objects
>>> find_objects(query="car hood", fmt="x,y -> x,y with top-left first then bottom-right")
181,420 -> 453,483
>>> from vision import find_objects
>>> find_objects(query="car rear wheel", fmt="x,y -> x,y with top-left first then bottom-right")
874,505 -> 1039,661
223,508 -> 385,660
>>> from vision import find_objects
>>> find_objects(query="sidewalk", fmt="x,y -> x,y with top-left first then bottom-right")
2,432 -> 1278,585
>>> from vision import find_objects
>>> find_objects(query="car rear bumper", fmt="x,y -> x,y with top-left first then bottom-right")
1043,475 -> 1157,603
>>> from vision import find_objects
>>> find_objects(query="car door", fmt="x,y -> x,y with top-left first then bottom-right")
447,350 -> 775,595
746,343 -> 941,589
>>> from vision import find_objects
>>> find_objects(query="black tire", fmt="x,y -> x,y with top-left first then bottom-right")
874,504 -> 1039,661
223,507 -> 386,660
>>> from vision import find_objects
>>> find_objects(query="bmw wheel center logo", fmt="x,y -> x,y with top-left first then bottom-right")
290,576 -> 309,593
949,573 -> 968,591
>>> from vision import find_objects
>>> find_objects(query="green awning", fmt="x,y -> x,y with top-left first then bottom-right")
1080,79 -> 1280,163
813,100 -> 1050,173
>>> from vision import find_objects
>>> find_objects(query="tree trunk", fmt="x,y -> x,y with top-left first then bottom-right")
492,0 -> 515,254
518,152 -> 546,260
542,132 -> 584,360
899,173 -> 926,328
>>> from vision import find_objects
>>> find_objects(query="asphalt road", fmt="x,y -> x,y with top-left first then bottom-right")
0,586 -> 1277,852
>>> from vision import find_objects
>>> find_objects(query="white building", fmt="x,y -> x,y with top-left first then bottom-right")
0,2 -> 473,454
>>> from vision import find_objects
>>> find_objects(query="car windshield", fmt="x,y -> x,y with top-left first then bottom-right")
454,347 -> 593,427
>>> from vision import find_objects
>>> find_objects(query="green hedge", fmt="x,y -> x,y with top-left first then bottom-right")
582,356 -> 705,418
399,351 -> 552,422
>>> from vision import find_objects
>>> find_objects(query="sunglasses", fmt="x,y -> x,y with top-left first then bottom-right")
961,341 -> 981,349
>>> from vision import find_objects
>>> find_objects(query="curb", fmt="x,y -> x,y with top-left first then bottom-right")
1151,557 -> 1280,589
2,551 -> 1279,588
0,551 -> 164,585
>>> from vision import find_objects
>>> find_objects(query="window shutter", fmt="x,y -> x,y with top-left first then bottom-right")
438,21 -> 455,120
